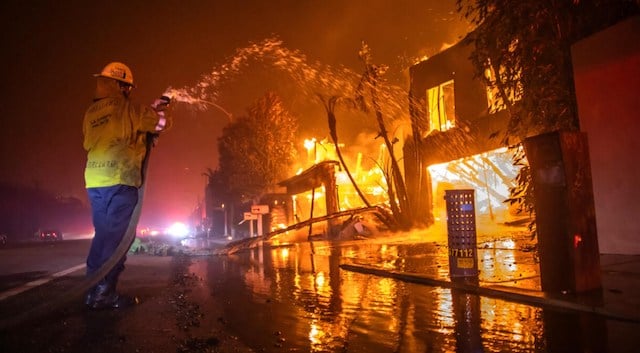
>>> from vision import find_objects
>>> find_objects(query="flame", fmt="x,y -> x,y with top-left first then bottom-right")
304,138 -> 316,151
428,147 -> 524,223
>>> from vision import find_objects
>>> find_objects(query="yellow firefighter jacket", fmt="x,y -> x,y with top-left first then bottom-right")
83,95 -> 169,188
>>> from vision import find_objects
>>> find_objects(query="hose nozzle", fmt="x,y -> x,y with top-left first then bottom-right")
152,94 -> 171,110
159,91 -> 173,104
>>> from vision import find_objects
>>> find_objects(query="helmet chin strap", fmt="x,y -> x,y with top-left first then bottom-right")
119,82 -> 133,98
118,81 -> 133,98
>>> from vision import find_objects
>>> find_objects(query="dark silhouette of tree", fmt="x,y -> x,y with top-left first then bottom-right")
202,167 -> 231,236
458,0 -> 638,141
203,167 -> 225,212
318,95 -> 372,208
355,43 -> 413,229
0,182 -> 90,238
217,91 -> 298,204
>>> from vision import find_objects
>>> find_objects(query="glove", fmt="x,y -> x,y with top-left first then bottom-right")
152,97 -> 170,112
151,96 -> 172,132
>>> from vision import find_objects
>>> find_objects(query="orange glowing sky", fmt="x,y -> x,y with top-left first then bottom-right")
0,0 -> 469,225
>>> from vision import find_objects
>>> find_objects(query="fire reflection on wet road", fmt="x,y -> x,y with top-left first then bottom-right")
189,231 -> 567,352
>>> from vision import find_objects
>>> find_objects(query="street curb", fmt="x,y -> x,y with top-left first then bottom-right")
340,263 -> 640,324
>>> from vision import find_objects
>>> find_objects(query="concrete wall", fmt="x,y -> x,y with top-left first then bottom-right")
571,16 -> 640,254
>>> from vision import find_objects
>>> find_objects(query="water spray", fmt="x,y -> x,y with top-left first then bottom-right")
159,37 -> 405,124
163,86 -> 233,120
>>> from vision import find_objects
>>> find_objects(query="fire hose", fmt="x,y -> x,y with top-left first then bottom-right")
0,97 -> 170,331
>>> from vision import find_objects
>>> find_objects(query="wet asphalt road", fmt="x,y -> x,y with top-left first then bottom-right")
1,233 -> 640,352
0,244 -> 253,353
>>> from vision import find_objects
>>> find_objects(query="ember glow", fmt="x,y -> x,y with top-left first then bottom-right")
428,147 -> 523,223
282,137 -> 524,234
295,137 -> 389,217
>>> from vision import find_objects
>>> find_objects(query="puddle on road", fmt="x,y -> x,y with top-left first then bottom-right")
188,234 -> 626,352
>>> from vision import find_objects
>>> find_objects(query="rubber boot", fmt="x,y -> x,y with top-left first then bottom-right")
84,287 -> 95,306
86,280 -> 136,309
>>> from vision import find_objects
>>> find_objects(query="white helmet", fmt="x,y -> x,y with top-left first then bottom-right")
93,62 -> 134,86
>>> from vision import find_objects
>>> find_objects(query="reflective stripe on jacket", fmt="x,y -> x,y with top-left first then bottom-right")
83,96 -> 164,188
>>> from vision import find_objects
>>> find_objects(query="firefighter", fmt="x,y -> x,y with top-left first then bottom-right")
83,62 -> 171,309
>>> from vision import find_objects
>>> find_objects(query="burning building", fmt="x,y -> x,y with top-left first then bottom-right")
260,139 -> 390,238
405,35 -> 522,226
405,14 -> 640,256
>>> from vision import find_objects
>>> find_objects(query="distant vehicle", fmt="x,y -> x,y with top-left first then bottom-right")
39,229 -> 63,241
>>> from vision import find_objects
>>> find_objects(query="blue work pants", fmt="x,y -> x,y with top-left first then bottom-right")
86,185 -> 139,286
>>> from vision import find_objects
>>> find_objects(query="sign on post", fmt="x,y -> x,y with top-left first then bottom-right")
243,212 -> 258,237
243,212 -> 258,220
251,205 -> 269,214
250,205 -> 269,237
